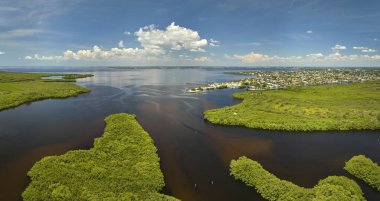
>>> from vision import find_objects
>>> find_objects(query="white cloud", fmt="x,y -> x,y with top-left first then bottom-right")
135,22 -> 208,53
353,46 -> 366,50
24,45 -> 148,61
353,46 -> 377,53
362,49 -> 377,53
232,52 -> 269,63
194,56 -> 208,62
331,44 -> 346,52
209,38 -> 220,47
123,31 -> 131,35
229,51 -> 380,64
0,51 -> 5,55
24,54 -> 65,61
118,40 -> 124,48
306,30 -> 313,34
23,22 -> 212,62
306,53 -> 324,60
178,54 -> 191,60
178,55 -> 209,62
230,52 -> 305,63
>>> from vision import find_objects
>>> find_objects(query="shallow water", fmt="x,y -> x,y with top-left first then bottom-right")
0,67 -> 379,201
41,75 -> 64,80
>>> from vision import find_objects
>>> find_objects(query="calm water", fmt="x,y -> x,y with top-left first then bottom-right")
0,67 -> 379,201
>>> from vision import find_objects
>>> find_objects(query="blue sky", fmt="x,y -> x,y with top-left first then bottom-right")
0,0 -> 379,67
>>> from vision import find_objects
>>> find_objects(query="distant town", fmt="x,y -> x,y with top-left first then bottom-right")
187,68 -> 380,92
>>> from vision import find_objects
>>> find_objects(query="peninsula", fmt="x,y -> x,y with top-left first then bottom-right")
230,156 -> 365,201
345,155 -> 380,192
0,71 -> 93,111
204,82 -> 380,131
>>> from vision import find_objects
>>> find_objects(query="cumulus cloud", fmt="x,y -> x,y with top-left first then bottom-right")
230,52 -> 305,63
0,51 -> 5,55
353,46 -> 366,50
229,50 -> 380,64
209,38 -> 220,47
306,30 -> 313,34
306,53 -> 323,57
135,22 -> 208,53
232,52 -> 269,63
178,54 -> 191,60
118,40 -> 124,48
362,49 -> 377,53
23,22 -> 212,62
24,54 -> 65,61
24,45 -> 147,61
353,46 -> 377,53
123,31 -> 131,35
331,44 -> 346,52
306,53 -> 324,60
194,56 -> 208,62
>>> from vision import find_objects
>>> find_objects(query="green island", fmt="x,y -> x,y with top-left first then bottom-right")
0,71 -> 93,111
230,156 -> 365,201
344,155 -> 380,192
23,113 -> 179,201
204,82 -> 380,131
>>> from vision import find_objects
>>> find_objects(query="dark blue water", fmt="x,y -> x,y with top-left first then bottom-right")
0,67 -> 379,201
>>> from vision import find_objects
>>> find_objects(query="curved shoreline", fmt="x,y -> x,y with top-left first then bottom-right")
204,83 -> 380,131
23,113 -> 179,200
0,71 -> 93,111
345,155 -> 380,192
230,156 -> 366,201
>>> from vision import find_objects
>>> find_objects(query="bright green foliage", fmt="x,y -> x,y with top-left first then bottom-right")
344,155 -> 380,191
0,71 -> 92,111
42,74 -> 94,82
204,83 -> 380,131
22,113 -> 179,201
230,156 -> 366,201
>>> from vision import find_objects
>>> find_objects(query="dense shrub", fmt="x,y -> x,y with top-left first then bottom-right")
205,83 -> 380,131
22,113 -> 179,201
230,156 -> 365,201
344,155 -> 380,191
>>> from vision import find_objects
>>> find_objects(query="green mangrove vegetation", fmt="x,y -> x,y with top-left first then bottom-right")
0,71 -> 92,111
23,113 -> 179,201
42,73 -> 94,82
204,83 -> 380,131
230,156 -> 366,201
344,155 -> 380,191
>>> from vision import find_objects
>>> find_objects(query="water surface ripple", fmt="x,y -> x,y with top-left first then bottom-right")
0,67 -> 379,201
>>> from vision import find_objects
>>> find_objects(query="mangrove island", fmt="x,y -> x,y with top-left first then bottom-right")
22,113 -> 179,201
